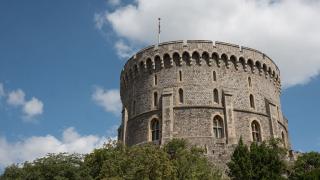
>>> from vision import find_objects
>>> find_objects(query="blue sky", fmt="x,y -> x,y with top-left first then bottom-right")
0,0 -> 320,169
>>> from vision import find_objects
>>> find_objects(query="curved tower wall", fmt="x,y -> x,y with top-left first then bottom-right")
118,40 -> 290,164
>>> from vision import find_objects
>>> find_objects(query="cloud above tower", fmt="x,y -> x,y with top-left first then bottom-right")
95,0 -> 320,88
92,87 -> 121,116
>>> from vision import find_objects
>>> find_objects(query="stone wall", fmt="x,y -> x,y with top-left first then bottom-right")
118,40 -> 290,166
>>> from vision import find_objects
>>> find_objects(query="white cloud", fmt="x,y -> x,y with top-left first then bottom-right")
3,86 -> 44,120
94,12 -> 107,30
22,97 -> 44,119
92,87 -> 121,116
115,40 -> 135,58
0,127 -> 111,169
7,89 -> 25,106
0,83 -> 4,97
98,0 -> 320,88
108,0 -> 121,6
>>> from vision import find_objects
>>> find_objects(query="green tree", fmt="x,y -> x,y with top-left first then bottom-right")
227,138 -> 287,180
1,139 -> 222,180
84,138 -> 221,180
290,152 -> 320,180
0,153 -> 92,180
227,138 -> 252,180
164,138 -> 222,180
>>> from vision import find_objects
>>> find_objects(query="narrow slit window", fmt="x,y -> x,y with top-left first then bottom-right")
213,89 -> 219,104
248,77 -> 252,87
153,92 -> 158,107
179,88 -> 184,104
154,74 -> 158,86
179,70 -> 182,81
250,94 -> 255,109
213,71 -> 217,81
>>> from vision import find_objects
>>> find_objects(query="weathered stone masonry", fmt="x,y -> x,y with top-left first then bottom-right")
118,40 -> 290,165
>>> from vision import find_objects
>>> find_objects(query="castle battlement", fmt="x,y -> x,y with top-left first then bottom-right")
121,40 -> 281,94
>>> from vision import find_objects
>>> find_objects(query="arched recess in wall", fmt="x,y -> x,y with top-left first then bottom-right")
146,58 -> 153,72
154,55 -> 162,71
202,51 -> 210,65
247,59 -> 254,72
163,53 -> 171,68
212,52 -> 219,67
173,52 -> 180,66
192,51 -> 200,65
182,51 -> 191,65
230,55 -> 237,69
139,61 -> 145,72
239,57 -> 246,70
255,61 -> 261,73
221,54 -> 228,67
263,64 -> 268,75
134,64 -> 138,75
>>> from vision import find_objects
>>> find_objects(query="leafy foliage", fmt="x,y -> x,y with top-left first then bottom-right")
164,139 -> 221,180
1,139 -> 222,180
0,153 -> 92,180
289,152 -> 320,180
227,138 -> 287,180
85,139 -> 221,180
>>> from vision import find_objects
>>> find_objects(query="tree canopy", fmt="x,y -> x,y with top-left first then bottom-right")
1,139 -> 222,180
227,138 -> 287,180
2,138 -> 319,180
289,152 -> 320,180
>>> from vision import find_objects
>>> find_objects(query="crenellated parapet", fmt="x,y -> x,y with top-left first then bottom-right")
120,40 -> 281,96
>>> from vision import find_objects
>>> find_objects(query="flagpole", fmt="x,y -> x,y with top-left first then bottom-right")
158,18 -> 161,45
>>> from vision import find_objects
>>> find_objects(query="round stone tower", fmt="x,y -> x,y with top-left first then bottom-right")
118,40 -> 290,165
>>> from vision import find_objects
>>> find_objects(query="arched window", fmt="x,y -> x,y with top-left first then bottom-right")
213,71 -> 217,81
179,88 -> 184,104
179,70 -> 182,81
250,94 -> 255,108
213,116 -> 224,138
248,77 -> 252,87
153,92 -> 158,107
151,119 -> 160,141
251,121 -> 261,142
213,89 -> 219,104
